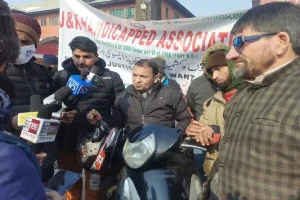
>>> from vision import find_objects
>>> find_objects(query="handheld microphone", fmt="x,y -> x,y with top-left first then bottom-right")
54,86 -> 74,107
43,86 -> 75,119
30,95 -> 43,112
17,95 -> 43,126
20,102 -> 61,144
80,68 -> 90,80
87,65 -> 103,88
66,69 -> 92,96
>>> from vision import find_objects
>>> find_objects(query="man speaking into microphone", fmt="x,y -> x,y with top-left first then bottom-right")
53,36 -> 125,200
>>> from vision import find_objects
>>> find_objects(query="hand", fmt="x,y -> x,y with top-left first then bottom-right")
195,125 -> 214,146
11,115 -> 22,130
186,121 -> 213,146
185,120 -> 203,136
60,110 -> 78,124
86,109 -> 102,125
36,152 -> 47,166
46,191 -> 65,200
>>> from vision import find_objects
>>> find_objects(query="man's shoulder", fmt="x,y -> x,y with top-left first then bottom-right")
159,84 -> 183,100
0,136 -> 46,199
0,134 -> 30,169
103,68 -> 122,79
190,74 -> 211,85
53,69 -> 68,78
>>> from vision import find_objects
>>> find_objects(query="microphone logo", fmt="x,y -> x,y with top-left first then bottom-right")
23,118 -> 41,135
66,77 -> 80,93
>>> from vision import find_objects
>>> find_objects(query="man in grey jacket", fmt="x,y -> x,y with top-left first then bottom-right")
186,72 -> 217,120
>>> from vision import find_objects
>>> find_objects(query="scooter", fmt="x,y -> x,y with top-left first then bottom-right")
115,124 -> 207,200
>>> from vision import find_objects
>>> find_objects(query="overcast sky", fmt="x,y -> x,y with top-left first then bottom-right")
8,0 -> 252,17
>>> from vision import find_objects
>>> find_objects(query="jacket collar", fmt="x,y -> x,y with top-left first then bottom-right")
126,82 -> 162,98
61,57 -> 107,75
249,57 -> 300,88
13,57 -> 36,68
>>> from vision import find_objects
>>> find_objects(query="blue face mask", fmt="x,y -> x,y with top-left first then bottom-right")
0,88 -> 12,131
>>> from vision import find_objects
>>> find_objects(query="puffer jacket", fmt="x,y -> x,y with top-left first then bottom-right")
6,58 -> 56,173
53,57 -> 125,152
199,91 -> 225,176
6,58 -> 52,113
0,131 -> 47,199
106,83 -> 192,133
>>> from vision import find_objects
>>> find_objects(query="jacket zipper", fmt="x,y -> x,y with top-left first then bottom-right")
141,98 -> 149,124
23,68 -> 35,95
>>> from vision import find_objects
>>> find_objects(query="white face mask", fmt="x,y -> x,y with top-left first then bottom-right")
15,45 -> 36,65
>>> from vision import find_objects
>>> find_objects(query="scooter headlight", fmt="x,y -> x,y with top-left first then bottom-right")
123,133 -> 156,169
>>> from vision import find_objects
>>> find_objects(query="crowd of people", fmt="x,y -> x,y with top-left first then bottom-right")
0,0 -> 299,199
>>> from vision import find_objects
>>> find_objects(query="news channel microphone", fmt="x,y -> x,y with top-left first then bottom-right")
54,86 -> 76,108
43,86 -> 75,119
30,95 -> 43,112
20,102 -> 61,144
86,65 -> 103,88
66,68 -> 92,96
17,95 -> 43,126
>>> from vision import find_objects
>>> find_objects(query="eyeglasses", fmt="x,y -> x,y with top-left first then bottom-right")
233,33 -> 277,51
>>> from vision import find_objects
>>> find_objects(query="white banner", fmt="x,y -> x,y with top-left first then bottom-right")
59,0 -> 246,94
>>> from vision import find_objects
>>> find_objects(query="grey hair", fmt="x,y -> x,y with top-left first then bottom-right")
231,2 -> 300,54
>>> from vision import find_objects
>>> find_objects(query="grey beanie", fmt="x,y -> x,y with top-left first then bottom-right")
150,56 -> 166,74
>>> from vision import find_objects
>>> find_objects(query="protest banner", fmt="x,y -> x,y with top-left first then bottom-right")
59,0 -> 246,93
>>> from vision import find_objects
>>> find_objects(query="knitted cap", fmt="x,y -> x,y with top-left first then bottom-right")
202,43 -> 244,92
204,50 -> 228,71
12,13 -> 41,47
150,56 -> 166,74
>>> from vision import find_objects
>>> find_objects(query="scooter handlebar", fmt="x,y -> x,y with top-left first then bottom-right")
180,137 -> 207,151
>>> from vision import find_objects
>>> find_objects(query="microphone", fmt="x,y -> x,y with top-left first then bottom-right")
20,102 -> 61,144
43,86 -> 75,119
66,69 -> 92,96
86,65 -> 103,88
30,95 -> 43,112
80,68 -> 90,80
54,86 -> 74,107
17,95 -> 43,126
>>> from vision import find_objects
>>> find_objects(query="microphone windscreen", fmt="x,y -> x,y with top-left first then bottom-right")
90,65 -> 101,75
37,104 -> 52,119
30,95 -> 43,112
48,101 -> 62,112
80,68 -> 90,77
54,86 -> 73,102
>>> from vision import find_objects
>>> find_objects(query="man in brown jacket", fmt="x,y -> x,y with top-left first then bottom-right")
186,43 -> 243,176
208,2 -> 300,199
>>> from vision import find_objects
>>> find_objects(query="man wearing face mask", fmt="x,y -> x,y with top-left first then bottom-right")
6,13 -> 56,183
0,1 -> 63,199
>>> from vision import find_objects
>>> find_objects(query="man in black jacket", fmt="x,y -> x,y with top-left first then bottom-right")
53,36 -> 125,200
6,13 -> 56,183
87,59 -> 192,133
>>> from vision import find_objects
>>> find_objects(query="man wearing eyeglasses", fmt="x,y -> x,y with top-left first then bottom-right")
206,2 -> 300,200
